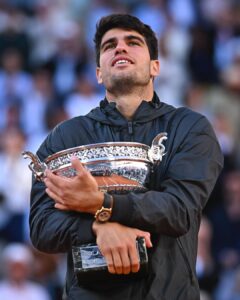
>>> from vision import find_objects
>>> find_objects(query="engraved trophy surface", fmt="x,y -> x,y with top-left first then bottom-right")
23,132 -> 167,194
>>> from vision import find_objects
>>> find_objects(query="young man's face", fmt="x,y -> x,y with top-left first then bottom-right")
96,28 -> 159,93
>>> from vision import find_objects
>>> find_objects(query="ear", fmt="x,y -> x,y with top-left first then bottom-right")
96,67 -> 103,84
150,60 -> 160,78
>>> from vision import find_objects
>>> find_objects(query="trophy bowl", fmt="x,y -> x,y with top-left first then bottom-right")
23,133 -> 167,194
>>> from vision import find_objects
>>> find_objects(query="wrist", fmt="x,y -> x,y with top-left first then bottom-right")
88,191 -> 104,214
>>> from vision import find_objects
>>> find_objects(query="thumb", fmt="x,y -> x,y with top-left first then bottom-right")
70,156 -> 86,174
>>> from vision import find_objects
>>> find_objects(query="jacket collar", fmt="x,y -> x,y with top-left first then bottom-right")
99,92 -> 161,111
87,92 -> 175,125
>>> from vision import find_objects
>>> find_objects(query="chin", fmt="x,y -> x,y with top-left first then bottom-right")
109,77 -> 135,93
113,73 -> 135,83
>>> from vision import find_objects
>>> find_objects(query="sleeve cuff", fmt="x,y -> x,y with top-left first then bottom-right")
110,193 -> 134,226
71,216 -> 95,245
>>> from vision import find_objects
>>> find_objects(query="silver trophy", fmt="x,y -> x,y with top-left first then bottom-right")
23,132 -> 167,193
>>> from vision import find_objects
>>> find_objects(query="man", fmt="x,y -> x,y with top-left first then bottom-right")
29,14 -> 223,299
0,243 -> 50,300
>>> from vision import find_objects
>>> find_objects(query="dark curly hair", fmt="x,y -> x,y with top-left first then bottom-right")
94,14 -> 159,67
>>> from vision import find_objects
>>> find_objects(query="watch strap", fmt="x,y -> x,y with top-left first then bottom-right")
102,192 -> 113,209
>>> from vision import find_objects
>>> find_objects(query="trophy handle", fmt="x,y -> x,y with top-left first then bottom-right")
148,132 -> 168,164
22,151 -> 47,181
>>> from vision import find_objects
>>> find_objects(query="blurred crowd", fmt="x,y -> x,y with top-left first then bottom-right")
0,0 -> 240,299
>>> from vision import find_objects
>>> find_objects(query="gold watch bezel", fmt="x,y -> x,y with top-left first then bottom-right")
95,207 -> 112,222
94,193 -> 113,222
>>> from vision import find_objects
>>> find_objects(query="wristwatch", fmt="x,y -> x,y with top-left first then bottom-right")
94,193 -> 113,223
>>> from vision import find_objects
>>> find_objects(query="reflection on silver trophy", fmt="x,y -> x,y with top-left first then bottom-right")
22,132 -> 167,193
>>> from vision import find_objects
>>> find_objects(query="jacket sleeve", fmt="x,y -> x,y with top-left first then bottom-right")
29,125 -> 95,254
110,115 -> 224,237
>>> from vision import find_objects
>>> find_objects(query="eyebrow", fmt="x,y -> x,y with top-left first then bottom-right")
100,34 -> 146,50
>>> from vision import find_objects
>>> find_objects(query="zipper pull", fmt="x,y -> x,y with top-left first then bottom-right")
128,121 -> 133,135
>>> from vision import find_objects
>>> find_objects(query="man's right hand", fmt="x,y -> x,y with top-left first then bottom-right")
92,221 -> 152,275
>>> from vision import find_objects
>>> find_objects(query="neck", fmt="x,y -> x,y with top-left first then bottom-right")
106,86 -> 154,120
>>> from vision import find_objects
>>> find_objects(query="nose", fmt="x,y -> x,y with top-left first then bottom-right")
115,40 -> 127,54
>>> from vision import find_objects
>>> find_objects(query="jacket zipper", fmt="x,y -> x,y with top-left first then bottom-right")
177,238 -> 195,285
127,121 -> 134,139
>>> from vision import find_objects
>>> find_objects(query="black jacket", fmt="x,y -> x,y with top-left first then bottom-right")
30,93 -> 223,300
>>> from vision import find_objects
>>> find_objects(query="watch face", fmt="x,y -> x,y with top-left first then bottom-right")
98,209 -> 111,222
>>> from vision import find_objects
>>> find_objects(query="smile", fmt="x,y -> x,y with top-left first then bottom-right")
112,57 -> 133,67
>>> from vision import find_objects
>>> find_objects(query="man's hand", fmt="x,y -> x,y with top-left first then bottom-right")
92,221 -> 152,275
44,157 -> 103,214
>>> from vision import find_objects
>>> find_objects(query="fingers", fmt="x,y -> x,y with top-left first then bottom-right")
144,234 -> 153,248
104,248 -> 132,275
95,223 -> 151,275
44,170 -> 63,189
45,186 -> 63,204
54,203 -> 69,211
136,231 -> 153,248
44,176 -> 61,194
44,156 -> 100,213
44,157 -> 86,190
104,252 -> 115,274
111,245 -> 140,274
128,243 -> 140,273
71,157 -> 98,188
43,158 -> 85,202
102,243 -> 139,275
120,249 -> 132,274
110,249 -> 123,274
44,173 -> 68,204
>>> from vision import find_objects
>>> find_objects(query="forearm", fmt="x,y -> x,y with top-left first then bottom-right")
110,189 -> 190,236
30,181 -> 96,253
110,127 -> 223,236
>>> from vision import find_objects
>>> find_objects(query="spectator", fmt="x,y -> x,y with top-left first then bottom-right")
0,127 -> 31,243
214,265 -> 240,300
0,243 -> 50,300
210,171 -> 240,271
0,48 -> 33,131
187,24 -> 219,84
64,73 -> 104,118
0,5 -> 30,69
